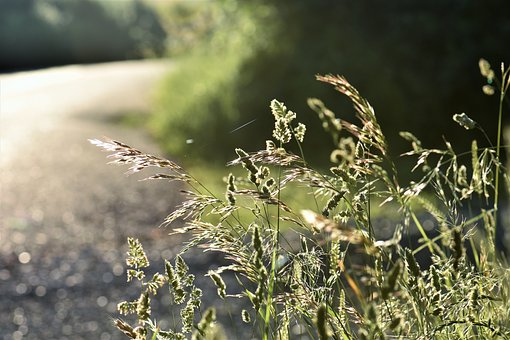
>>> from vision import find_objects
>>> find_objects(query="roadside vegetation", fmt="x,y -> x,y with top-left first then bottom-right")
93,59 -> 510,339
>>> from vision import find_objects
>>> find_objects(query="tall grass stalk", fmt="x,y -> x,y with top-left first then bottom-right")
492,61 -> 510,257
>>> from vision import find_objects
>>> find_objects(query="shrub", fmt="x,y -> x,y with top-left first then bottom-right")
93,59 -> 510,339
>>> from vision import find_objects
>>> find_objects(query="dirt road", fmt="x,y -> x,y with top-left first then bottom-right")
0,60 -> 194,339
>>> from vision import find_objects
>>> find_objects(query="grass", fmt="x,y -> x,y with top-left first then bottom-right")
92,59 -> 510,339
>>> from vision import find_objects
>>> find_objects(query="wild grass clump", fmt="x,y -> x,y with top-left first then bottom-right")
92,59 -> 510,339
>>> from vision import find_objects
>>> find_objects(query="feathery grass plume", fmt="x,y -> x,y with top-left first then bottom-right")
228,147 -> 303,168
322,191 -> 346,217
249,223 -> 268,310
235,148 -> 258,173
471,139 -> 482,192
294,123 -> 306,143
300,209 -> 373,249
174,286 -> 203,335
252,224 -> 264,265
280,165 -> 341,194
114,318 -> 137,339
226,173 -> 236,205
273,117 -> 292,144
126,237 -> 149,282
180,299 -> 195,334
271,99 -> 309,145
117,301 -> 137,316
308,98 -> 342,143
207,270 -> 226,299
469,285 -> 480,310
479,148 -> 497,200
144,273 -> 166,295
481,209 -> 496,256
328,239 -> 342,276
89,138 -> 193,183
316,74 -> 387,155
222,188 -> 290,211
266,140 -> 276,151
337,289 -> 348,337
162,190 -> 222,227
172,219 -> 260,282
175,255 -> 189,279
271,99 -> 294,144
136,292 -> 151,321
254,269 -> 267,311
235,148 -> 260,185
165,260 -> 185,304
270,99 -> 290,120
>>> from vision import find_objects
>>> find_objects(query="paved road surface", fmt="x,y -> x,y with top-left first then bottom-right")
0,60 -> 205,339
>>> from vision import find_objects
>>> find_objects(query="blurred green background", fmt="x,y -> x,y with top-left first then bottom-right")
150,0 -> 510,170
3,0 -> 510,169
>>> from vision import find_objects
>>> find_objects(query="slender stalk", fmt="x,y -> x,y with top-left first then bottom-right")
263,155 -> 283,339
493,84 -> 504,247
493,64 -> 509,255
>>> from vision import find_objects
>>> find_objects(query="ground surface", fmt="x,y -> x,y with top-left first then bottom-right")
0,60 -> 251,340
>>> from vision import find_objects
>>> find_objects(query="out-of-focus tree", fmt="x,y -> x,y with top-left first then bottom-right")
0,0 -> 167,70
0,0 -> 67,68
148,1 -> 221,57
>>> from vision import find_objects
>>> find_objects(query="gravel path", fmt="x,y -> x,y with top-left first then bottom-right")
0,60 -> 249,339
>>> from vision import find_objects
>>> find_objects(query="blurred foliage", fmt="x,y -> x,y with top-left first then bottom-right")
152,0 -> 277,165
153,0 -> 510,169
0,0 -> 166,70
146,0 -> 221,57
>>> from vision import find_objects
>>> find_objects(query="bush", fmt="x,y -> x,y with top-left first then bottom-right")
93,59 -> 510,339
